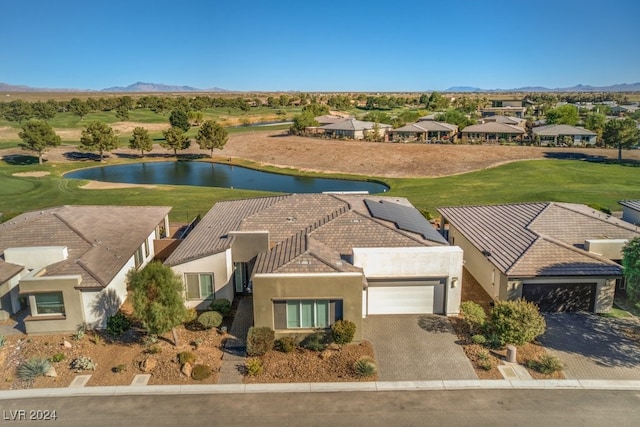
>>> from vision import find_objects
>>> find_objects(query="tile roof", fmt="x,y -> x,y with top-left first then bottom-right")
480,115 -> 526,126
0,259 -> 23,283
532,124 -> 597,136
171,194 -> 443,275
392,121 -> 458,133
0,206 -> 171,288
619,200 -> 640,211
438,202 -> 640,278
320,118 -> 392,131
461,122 -> 525,134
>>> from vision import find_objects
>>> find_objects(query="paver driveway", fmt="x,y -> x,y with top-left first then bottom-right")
540,313 -> 640,380
362,315 -> 477,381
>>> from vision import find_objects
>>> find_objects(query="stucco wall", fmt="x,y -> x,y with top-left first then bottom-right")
229,231 -> 269,262
170,250 -> 234,309
352,246 -> 463,315
0,271 -> 24,321
252,273 -> 363,340
622,207 -> 640,226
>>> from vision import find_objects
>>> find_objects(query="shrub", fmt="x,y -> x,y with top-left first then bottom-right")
197,311 -> 223,329
353,357 -> 377,378
488,299 -> 546,346
245,358 -> 263,376
146,345 -> 162,354
300,332 -> 328,352
106,312 -> 132,337
91,334 -> 103,345
479,360 -> 493,371
72,327 -> 85,341
0,334 -> 5,348
49,352 -> 66,363
209,299 -> 232,317
142,334 -> 158,346
178,351 -> 196,365
70,356 -> 96,371
485,331 -> 503,349
246,327 -> 275,357
17,358 -> 52,380
112,364 -> 128,373
331,320 -> 356,345
191,364 -> 212,381
460,301 -> 487,334
274,336 -> 296,353
526,354 -> 564,374
471,334 -> 487,345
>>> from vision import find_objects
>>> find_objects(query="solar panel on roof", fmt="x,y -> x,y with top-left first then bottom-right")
364,199 -> 447,244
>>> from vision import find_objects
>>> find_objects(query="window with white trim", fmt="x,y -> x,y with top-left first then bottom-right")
185,273 -> 214,300
286,300 -> 329,328
33,292 -> 65,316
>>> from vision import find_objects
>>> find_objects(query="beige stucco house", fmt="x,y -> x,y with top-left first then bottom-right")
166,194 -> 463,340
620,200 -> 640,225
532,124 -> 597,146
389,121 -> 458,143
0,206 -> 171,332
318,118 -> 392,140
460,122 -> 526,142
439,203 -> 640,312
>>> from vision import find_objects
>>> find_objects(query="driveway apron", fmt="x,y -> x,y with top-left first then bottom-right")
362,315 -> 477,381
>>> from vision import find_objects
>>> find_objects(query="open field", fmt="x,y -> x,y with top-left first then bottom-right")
1,131 -> 640,221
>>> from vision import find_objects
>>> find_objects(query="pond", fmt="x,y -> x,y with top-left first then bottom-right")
65,161 -> 389,194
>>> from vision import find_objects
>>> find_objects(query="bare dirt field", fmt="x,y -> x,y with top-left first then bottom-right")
3,131 -> 639,178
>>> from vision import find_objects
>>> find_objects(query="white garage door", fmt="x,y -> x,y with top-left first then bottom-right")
366,279 -> 445,315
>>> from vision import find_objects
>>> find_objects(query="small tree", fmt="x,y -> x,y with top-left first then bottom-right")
169,109 -> 191,132
127,262 -> 189,346
80,121 -> 119,161
115,104 -> 130,121
488,299 -> 546,346
129,126 -> 153,157
196,120 -> 228,157
603,117 -> 640,162
623,237 -> 640,308
161,126 -> 190,157
18,119 -> 62,165
290,112 -> 319,135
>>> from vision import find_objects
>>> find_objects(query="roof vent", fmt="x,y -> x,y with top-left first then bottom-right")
286,217 -> 296,222
481,249 -> 492,257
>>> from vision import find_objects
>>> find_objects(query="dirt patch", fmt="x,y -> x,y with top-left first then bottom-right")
12,171 -> 51,177
0,324 -> 225,389
80,181 -> 158,190
244,341 -> 377,383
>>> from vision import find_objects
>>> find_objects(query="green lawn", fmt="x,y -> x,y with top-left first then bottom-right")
1,157 -> 639,223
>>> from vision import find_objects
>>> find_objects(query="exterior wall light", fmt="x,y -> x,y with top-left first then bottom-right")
451,277 -> 459,288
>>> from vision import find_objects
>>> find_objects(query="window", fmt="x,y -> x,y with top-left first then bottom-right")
134,246 -> 144,269
34,292 -> 65,316
286,300 -> 329,328
185,273 -> 214,300
143,238 -> 149,258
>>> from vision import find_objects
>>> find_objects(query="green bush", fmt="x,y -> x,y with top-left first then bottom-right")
460,301 -> 487,334
146,345 -> 162,354
106,312 -> 132,337
300,332 -> 328,351
489,299 -> 546,346
209,299 -> 232,317
471,334 -> 487,345
353,357 -> 377,378
178,351 -> 196,365
197,311 -> 223,329
246,327 -> 275,357
331,320 -> 356,345
275,336 -> 297,353
49,352 -> 66,363
191,364 -> 212,381
485,331 -> 503,349
526,354 -> 564,374
17,358 -> 52,380
70,356 -> 96,371
245,358 -> 263,376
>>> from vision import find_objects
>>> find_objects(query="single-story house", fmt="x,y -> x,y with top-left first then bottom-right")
439,202 -> 640,312
481,106 -> 527,118
479,115 -> 527,129
611,105 -> 639,115
0,206 -> 171,332
620,200 -> 640,225
389,121 -> 458,143
460,122 -> 526,142
166,194 -> 463,339
532,124 -> 597,146
318,118 -> 392,140
315,114 -> 352,126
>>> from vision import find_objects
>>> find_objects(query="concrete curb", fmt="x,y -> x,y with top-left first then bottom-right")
2,379 -> 640,400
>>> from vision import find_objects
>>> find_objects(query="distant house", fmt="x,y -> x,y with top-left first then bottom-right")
482,102 -> 527,118
166,194 -> 463,340
417,113 -> 439,121
439,202 -> 640,312
620,200 -> 640,225
318,118 -> 392,140
532,124 -> 597,146
479,115 -> 527,129
314,114 -> 353,126
460,122 -> 526,142
389,121 -> 458,143
611,105 -> 639,116
0,206 -> 171,332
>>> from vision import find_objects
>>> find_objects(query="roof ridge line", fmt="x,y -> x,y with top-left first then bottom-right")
551,203 -> 640,233
52,211 -> 95,246
537,233 -> 621,266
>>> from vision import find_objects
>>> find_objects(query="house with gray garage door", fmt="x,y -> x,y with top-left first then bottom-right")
0,205 -> 171,333
166,194 -> 463,340
438,202 -> 640,312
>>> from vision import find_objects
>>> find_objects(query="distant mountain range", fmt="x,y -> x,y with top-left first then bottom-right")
1,81 -> 640,93
444,83 -> 640,92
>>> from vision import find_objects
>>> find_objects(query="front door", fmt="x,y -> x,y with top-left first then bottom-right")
234,262 -> 250,293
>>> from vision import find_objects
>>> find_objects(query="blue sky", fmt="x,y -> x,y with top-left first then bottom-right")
2,0 -> 639,91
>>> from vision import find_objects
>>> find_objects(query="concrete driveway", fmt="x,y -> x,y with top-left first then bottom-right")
539,313 -> 640,380
362,315 -> 477,381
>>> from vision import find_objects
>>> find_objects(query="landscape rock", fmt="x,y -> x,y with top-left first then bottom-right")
44,366 -> 57,378
319,350 -> 334,360
141,357 -> 157,372
63,340 -> 72,349
181,362 -> 193,377
328,343 -> 341,351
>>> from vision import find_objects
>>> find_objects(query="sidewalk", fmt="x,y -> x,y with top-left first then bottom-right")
217,296 -> 253,384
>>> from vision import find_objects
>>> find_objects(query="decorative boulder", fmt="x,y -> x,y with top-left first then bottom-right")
181,362 -> 193,378
44,366 -> 57,378
63,340 -> 72,349
141,357 -> 157,373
